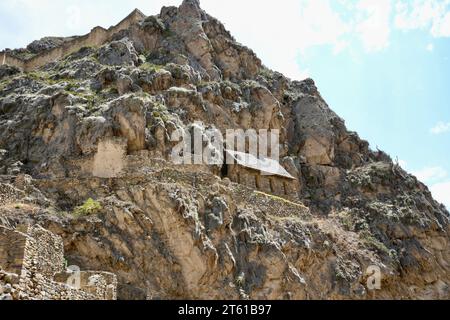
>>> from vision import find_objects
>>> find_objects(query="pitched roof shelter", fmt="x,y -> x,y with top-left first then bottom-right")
225,150 -> 296,180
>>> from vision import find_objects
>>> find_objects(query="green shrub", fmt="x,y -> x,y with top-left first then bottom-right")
259,67 -> 275,79
0,79 -> 12,91
359,231 -> 390,256
140,62 -> 164,72
73,198 -> 102,216
142,16 -> 166,32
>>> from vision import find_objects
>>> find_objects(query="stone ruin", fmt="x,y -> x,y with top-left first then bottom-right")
0,9 -> 146,72
0,2 -> 300,201
224,150 -> 299,197
86,137 -> 299,199
0,225 -> 117,300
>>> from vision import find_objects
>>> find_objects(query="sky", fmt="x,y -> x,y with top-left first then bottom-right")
0,0 -> 449,209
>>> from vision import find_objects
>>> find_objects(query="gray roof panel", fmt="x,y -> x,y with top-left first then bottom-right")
225,150 -> 296,180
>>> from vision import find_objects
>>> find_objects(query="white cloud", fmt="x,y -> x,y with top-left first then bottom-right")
413,166 -> 448,183
395,0 -> 450,38
395,0 -> 439,30
412,164 -> 450,210
296,0 -> 351,53
431,10 -> 450,37
0,0 -> 398,81
426,43 -> 434,51
202,0 -> 399,79
356,0 -> 392,52
2,0 -> 450,82
430,122 -> 450,134
0,0 -> 181,48
293,0 -> 394,53
200,1 -> 310,80
430,181 -> 450,209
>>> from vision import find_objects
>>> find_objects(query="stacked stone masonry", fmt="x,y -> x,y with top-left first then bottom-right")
227,164 -> 299,197
0,9 -> 146,72
0,225 -> 117,300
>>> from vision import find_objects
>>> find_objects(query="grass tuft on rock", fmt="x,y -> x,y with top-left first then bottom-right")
254,191 -> 305,208
73,198 -> 102,216
140,62 -> 164,73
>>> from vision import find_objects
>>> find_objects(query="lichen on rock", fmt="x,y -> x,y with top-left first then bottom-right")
0,0 -> 448,301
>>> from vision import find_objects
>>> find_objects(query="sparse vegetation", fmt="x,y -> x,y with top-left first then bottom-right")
140,62 -> 164,73
0,4 -> 448,302
140,17 -> 176,38
198,80 -> 216,88
338,210 -> 369,232
26,70 -> 48,82
10,50 -> 35,60
235,272 -> 245,288
162,28 -> 176,38
142,16 -> 166,32
23,70 -> 84,92
258,67 -> 275,79
151,102 -> 170,123
0,78 -> 12,91
241,80 -> 264,91
359,231 -> 391,256
254,191 -> 306,209
73,198 -> 102,216
339,211 -> 354,231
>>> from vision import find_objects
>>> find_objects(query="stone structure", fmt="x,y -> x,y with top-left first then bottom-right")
0,9 -> 146,72
0,183 -> 24,207
0,0 -> 449,300
224,150 -> 299,197
0,225 -> 117,300
92,138 -> 127,178
0,226 -> 27,276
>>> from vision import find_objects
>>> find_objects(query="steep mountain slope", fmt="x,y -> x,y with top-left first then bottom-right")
0,0 -> 449,300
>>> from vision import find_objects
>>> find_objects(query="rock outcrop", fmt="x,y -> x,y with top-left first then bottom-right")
0,0 -> 448,300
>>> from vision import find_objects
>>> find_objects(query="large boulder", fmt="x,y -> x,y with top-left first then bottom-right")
76,116 -> 114,155
106,94 -> 148,152
26,37 -> 66,54
131,68 -> 173,93
289,92 -> 337,165
98,39 -> 139,67
166,0 -> 221,81
0,65 -> 20,80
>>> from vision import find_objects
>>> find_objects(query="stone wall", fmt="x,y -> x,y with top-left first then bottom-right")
54,271 -> 117,300
0,226 -> 27,275
0,225 -> 117,300
3,54 -> 25,70
1,9 -> 146,72
0,183 -> 24,206
23,225 -> 65,278
227,164 -> 299,197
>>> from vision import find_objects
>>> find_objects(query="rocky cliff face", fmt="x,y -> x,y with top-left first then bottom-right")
0,0 -> 449,300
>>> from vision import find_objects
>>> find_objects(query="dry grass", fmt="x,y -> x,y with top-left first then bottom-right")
254,191 -> 307,209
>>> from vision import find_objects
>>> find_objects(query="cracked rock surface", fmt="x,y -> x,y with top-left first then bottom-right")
0,0 -> 448,300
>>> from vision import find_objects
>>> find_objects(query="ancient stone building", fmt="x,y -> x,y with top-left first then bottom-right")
0,225 -> 117,300
0,9 -> 146,72
224,150 -> 299,197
